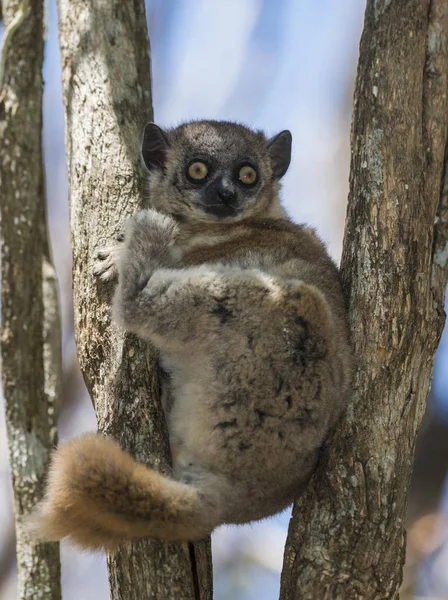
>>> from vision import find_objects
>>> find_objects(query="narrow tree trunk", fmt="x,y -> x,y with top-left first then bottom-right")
56,1 -> 212,598
0,1 -> 62,599
280,2 -> 448,599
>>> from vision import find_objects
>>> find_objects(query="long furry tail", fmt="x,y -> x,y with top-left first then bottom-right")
28,434 -> 219,551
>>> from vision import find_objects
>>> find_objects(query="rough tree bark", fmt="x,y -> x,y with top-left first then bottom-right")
56,1 -> 212,598
280,1 -> 448,599
0,1 -> 62,599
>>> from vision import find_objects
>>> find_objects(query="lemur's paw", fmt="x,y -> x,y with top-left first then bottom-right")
93,235 -> 124,282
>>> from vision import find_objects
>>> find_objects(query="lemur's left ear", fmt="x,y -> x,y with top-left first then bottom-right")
267,130 -> 292,180
142,123 -> 170,171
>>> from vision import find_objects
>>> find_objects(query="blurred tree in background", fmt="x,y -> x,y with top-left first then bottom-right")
0,1 -> 62,598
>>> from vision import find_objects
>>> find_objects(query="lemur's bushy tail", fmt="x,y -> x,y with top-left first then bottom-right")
28,434 -> 218,550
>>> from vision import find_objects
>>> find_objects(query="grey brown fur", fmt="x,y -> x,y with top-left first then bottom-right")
30,120 -> 352,550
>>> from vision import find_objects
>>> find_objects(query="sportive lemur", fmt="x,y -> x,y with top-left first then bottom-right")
30,120 -> 353,550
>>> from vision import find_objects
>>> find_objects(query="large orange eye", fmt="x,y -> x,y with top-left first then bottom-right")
187,161 -> 208,181
238,165 -> 258,186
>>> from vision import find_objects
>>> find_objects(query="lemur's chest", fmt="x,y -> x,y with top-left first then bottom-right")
177,228 -> 296,269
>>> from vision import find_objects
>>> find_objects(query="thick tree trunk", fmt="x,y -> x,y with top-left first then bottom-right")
280,2 -> 448,599
0,1 -> 62,599
56,1 -> 212,598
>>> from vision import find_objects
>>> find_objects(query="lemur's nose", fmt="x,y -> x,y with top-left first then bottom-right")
218,181 -> 236,203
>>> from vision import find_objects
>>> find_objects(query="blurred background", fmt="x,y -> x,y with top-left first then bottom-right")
1,1 -> 448,598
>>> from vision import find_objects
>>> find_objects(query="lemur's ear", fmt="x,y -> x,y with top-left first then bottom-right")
142,123 -> 170,171
267,130 -> 292,180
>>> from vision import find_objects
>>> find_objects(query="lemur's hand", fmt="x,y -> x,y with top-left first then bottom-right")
92,232 -> 125,282
94,209 -> 179,283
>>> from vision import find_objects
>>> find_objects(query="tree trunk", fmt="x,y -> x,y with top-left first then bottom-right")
56,1 -> 212,598
0,1 -> 62,599
280,2 -> 448,599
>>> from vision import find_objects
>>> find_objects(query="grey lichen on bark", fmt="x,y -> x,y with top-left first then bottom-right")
280,1 -> 448,599
0,1 -> 62,599
56,1 -> 212,598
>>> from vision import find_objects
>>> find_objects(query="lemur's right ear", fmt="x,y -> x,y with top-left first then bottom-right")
267,130 -> 292,180
142,123 -> 170,171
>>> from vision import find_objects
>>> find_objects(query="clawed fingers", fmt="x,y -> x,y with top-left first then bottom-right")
96,246 -> 115,261
92,245 -> 122,281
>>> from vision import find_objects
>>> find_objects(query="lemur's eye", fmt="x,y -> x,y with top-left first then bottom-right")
238,165 -> 258,187
187,161 -> 209,182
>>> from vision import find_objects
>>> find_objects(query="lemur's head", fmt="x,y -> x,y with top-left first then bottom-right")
141,120 -> 291,224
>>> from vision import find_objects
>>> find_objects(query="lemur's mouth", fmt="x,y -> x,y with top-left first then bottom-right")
200,201 -> 240,218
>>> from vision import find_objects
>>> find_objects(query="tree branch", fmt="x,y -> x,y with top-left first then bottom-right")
0,1 -> 62,598
56,1 -> 212,598
0,0 -> 30,92
280,1 -> 448,598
